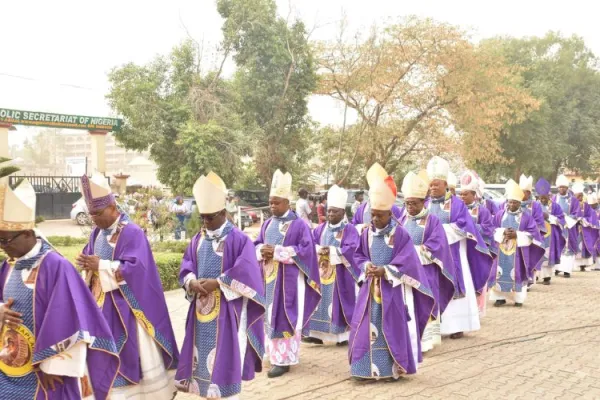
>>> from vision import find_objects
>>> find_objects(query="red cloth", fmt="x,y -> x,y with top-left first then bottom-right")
317,203 -> 327,223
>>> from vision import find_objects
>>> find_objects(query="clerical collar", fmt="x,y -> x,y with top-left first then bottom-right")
206,220 -> 229,238
507,208 -> 522,216
328,221 -> 344,229
431,196 -> 446,204
466,202 -> 477,210
275,210 -> 290,219
374,220 -> 396,236
409,208 -> 428,220
521,199 -> 532,206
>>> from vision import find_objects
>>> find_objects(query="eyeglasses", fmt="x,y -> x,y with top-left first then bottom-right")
200,212 -> 221,221
0,231 -> 26,246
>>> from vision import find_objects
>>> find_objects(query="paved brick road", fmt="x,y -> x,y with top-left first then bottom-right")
168,269 -> 600,399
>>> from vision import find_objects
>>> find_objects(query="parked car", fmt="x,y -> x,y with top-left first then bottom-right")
71,198 -> 91,225
230,190 -> 269,208
230,210 -> 253,230
236,199 -> 260,222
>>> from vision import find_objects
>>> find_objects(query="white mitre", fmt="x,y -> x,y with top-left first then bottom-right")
327,185 -> 347,210
571,182 -> 584,195
193,172 -> 227,214
556,175 -> 569,188
427,156 -> 450,182
447,171 -> 458,188
369,178 -> 396,211
270,169 -> 293,199
460,171 -> 480,193
519,174 -> 533,192
401,171 -> 428,199
505,179 -> 524,202
366,163 -> 388,188
0,178 -> 36,231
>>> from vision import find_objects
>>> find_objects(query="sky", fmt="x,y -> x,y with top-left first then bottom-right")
1,0 -> 598,147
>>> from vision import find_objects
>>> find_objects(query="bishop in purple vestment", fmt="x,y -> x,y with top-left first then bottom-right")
426,158 -> 492,339
459,171 -> 496,317
255,169 -> 321,378
0,179 -> 119,400
535,178 -> 566,285
572,185 -> 599,272
175,172 -> 265,398
304,185 -> 360,346
489,180 -> 545,307
553,175 -> 581,278
399,172 -> 455,352
349,173 -> 434,380
77,174 -> 178,398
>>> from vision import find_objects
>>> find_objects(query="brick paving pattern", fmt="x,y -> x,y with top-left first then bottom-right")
167,269 -> 600,400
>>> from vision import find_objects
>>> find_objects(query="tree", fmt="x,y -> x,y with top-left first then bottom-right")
107,41 -> 248,193
480,33 -> 600,181
217,0 -> 318,187
0,157 -> 20,179
315,17 -> 538,184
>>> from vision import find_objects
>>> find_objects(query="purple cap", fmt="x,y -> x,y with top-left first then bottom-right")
535,178 -> 551,196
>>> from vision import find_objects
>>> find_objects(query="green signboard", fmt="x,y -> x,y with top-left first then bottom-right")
0,108 -> 122,132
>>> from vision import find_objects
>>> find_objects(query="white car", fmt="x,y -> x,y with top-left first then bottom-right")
71,198 -> 91,225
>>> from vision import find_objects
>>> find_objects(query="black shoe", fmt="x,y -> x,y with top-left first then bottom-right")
555,270 -> 560,276
301,337 -> 323,345
268,365 -> 290,378
580,266 -> 586,272
336,340 -> 349,347
542,277 -> 551,285
515,303 -> 523,307
450,332 -> 464,339
494,300 -> 507,307
564,272 -> 571,278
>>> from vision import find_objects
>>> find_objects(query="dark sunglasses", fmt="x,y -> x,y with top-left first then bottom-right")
199,211 -> 222,221
0,231 -> 26,246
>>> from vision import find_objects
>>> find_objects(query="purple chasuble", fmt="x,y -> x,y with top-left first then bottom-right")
426,195 -> 493,295
539,201 -> 567,267
401,213 -> 455,316
552,194 -> 580,254
0,251 -> 119,400
311,222 -> 361,333
467,203 -> 497,257
254,212 -> 321,338
82,222 -> 179,384
489,209 -> 545,287
485,199 -> 499,217
175,227 -> 265,393
349,225 -> 435,375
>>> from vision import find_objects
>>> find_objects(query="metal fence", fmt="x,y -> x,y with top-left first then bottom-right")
8,175 -> 110,193
8,175 -> 109,220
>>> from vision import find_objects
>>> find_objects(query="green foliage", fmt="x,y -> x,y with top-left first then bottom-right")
151,241 -> 189,254
107,41 -> 247,193
0,246 -> 184,292
0,156 -> 20,179
218,0 -> 318,186
185,208 -> 202,239
480,32 -> 600,180
47,236 -> 88,247
154,253 -> 184,291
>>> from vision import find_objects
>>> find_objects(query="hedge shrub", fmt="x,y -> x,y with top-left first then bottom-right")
0,246 -> 184,292
47,236 -> 89,247
151,241 -> 190,254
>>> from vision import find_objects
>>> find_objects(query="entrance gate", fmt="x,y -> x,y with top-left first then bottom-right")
8,175 -> 109,220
